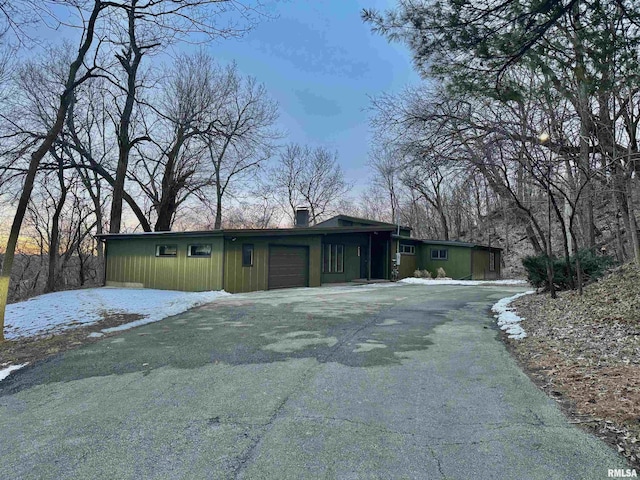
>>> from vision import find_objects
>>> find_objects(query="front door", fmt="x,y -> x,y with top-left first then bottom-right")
360,244 -> 368,279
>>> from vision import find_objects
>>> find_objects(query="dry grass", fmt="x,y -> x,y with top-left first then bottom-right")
507,263 -> 640,468
0,312 -> 143,367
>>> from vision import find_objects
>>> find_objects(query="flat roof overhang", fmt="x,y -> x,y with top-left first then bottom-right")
97,225 -> 395,241
392,235 -> 503,251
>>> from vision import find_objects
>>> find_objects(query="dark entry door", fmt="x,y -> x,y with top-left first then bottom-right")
268,245 -> 309,289
371,236 -> 386,279
360,244 -> 368,279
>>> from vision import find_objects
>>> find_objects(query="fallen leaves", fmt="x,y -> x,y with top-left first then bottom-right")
506,263 -> 640,469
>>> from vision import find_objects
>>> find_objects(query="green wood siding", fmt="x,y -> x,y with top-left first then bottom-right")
391,239 -> 420,279
105,236 -> 224,291
224,235 -> 322,293
472,249 -> 488,279
391,239 -> 418,279
320,233 -> 373,283
472,249 -> 501,280
419,244 -> 472,280
399,253 -> 417,279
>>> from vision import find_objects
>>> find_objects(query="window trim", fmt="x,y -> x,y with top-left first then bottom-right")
322,243 -> 345,274
489,251 -> 496,271
430,248 -> 448,261
399,244 -> 415,255
156,244 -> 178,257
242,244 -> 254,267
187,244 -> 212,258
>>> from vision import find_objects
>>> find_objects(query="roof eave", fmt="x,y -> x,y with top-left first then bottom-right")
97,225 -> 395,240
315,214 -> 412,231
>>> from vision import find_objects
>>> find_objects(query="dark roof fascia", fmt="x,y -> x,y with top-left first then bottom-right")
420,239 -> 476,248
315,215 -> 412,231
97,225 -> 395,241
473,244 -> 503,251
418,239 -> 503,251
96,230 -> 224,240
223,226 -> 395,236
392,235 -> 504,251
392,234 -> 418,241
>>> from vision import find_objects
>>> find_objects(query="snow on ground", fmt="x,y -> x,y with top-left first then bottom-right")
399,278 -> 529,286
0,363 -> 28,382
492,291 -> 535,340
4,287 -> 230,340
357,282 -> 404,289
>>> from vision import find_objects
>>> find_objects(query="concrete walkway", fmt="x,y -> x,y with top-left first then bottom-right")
0,284 -> 626,479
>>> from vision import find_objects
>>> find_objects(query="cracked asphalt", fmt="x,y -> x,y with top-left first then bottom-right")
0,283 -> 627,479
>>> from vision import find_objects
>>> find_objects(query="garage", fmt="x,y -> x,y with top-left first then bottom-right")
268,245 -> 309,289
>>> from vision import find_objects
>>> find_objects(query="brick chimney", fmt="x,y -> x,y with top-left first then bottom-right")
295,208 -> 310,228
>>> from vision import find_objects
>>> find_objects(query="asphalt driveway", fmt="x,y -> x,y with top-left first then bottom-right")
0,284 -> 627,479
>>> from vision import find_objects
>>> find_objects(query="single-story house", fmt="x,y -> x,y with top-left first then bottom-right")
390,238 -> 502,281
98,212 -> 501,294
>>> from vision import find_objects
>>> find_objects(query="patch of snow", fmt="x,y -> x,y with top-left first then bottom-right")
0,363 -> 28,383
492,291 -> 535,340
376,319 -> 401,326
4,288 -> 231,339
399,278 -> 529,286
353,342 -> 388,353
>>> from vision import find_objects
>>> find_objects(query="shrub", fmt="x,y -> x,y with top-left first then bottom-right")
521,254 -> 554,289
414,269 -> 432,278
577,249 -> 615,283
436,267 -> 447,278
522,249 -> 615,291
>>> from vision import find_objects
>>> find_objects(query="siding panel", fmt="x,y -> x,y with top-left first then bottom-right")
223,235 -> 322,293
105,236 -> 224,291
320,233 -> 372,283
419,244 -> 472,280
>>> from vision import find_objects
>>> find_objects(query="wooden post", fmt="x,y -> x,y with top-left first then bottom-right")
470,249 -> 474,281
0,276 -> 8,341
385,235 -> 389,279
368,233 -> 372,280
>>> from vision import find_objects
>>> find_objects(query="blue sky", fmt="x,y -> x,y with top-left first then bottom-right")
19,0 -> 419,188
199,0 -> 420,187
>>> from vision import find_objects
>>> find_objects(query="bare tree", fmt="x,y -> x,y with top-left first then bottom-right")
368,145 -> 400,223
130,52 -> 222,231
355,183 -> 392,223
365,0 -> 640,283
107,1 -> 153,234
105,0 -> 264,234
0,3 -> 103,340
402,164 -> 451,240
270,143 -> 352,225
0,0 -> 268,340
204,67 -> 280,229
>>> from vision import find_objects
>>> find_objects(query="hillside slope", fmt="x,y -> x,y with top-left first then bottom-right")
509,263 -> 640,468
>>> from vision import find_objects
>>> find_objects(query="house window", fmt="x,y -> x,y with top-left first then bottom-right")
323,244 -> 344,273
399,244 -> 415,255
489,252 -> 496,271
242,244 -> 254,267
188,244 -> 212,257
430,248 -> 448,260
156,245 -> 177,257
